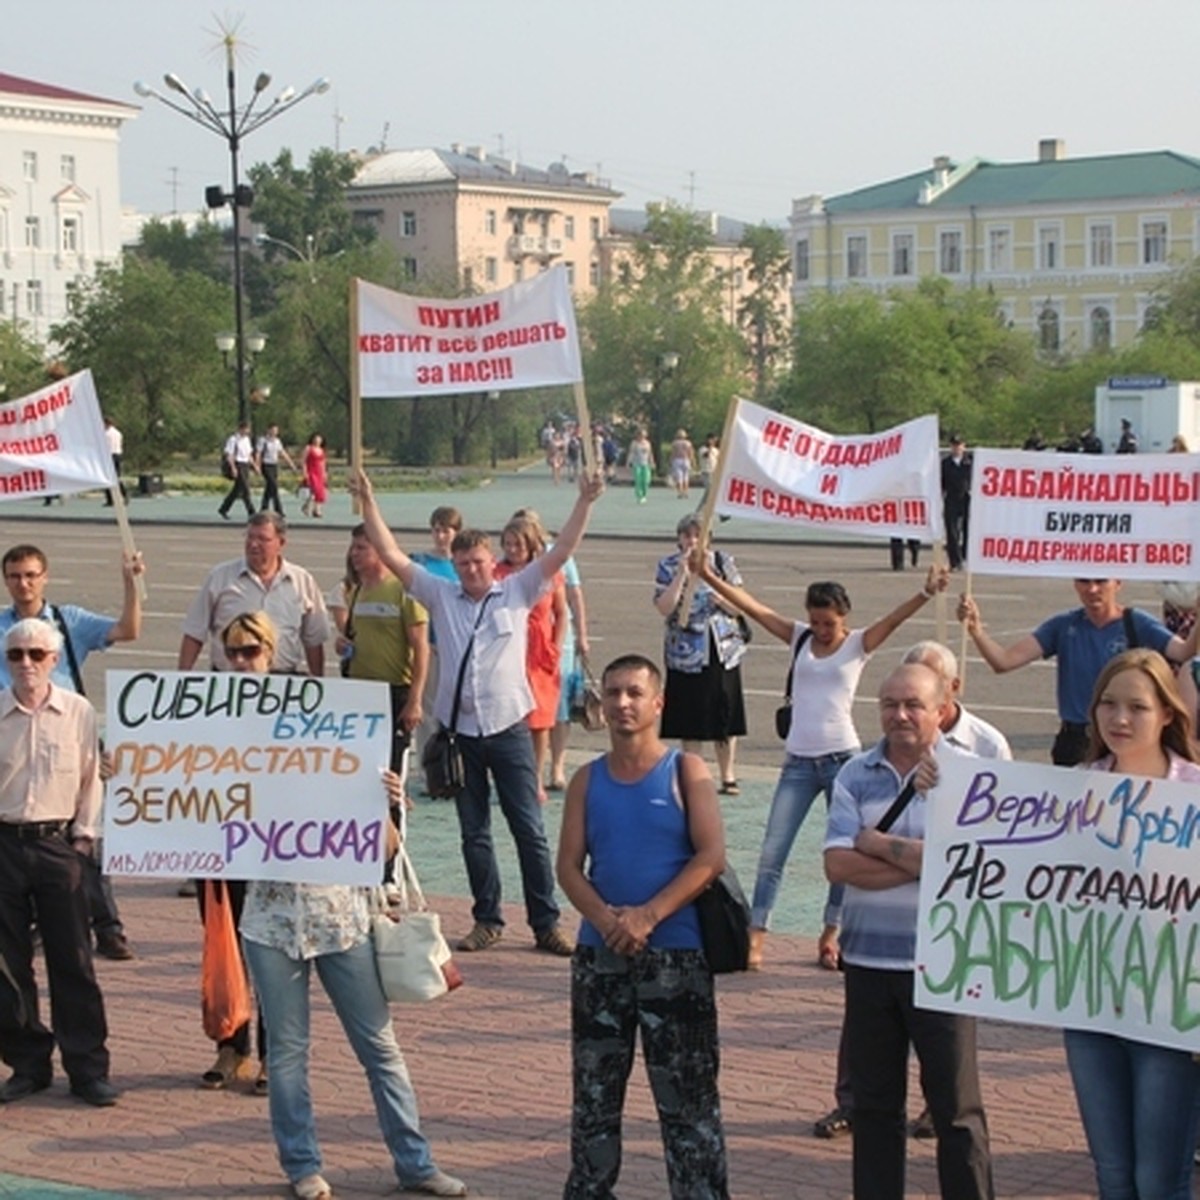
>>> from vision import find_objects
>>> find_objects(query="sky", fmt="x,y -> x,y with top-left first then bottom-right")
10,0 -> 1200,226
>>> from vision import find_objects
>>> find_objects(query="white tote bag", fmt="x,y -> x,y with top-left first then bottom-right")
371,847 -> 459,1003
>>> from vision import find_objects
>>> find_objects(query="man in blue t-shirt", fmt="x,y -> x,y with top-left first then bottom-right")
958,578 -> 1191,765
0,543 -> 145,961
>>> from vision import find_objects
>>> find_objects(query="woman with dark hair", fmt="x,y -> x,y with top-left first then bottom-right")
301,434 -> 327,518
654,515 -> 748,794
693,559 -> 947,972
1067,649 -> 1200,1200
227,611 -> 466,1200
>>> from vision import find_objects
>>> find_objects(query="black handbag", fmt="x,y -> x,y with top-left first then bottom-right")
421,596 -> 491,799
774,628 -> 813,739
676,756 -> 751,974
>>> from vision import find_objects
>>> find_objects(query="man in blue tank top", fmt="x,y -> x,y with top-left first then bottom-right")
557,654 -> 730,1199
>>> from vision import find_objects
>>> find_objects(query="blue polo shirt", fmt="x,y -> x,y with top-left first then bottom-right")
0,602 -> 114,692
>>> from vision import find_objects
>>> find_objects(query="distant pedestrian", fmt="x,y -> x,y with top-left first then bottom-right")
941,434 -> 972,570
255,423 -> 298,516
102,417 -> 127,506
218,421 -> 256,520
628,427 -> 655,503
1116,418 -> 1138,454
669,429 -> 696,499
301,433 -> 327,518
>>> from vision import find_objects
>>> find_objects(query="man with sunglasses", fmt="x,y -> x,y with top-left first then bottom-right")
958,578 -> 1193,765
0,544 -> 144,962
0,620 -> 118,1107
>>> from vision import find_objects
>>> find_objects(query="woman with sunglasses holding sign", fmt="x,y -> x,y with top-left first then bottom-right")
690,558 -> 948,974
223,612 -> 466,1200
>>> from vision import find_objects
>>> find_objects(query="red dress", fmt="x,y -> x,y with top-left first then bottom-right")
303,445 -> 327,503
494,561 -> 563,731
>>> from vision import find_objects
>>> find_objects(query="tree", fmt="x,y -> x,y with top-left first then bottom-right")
248,147 -> 376,261
580,203 -> 744,459
50,259 -> 231,465
133,217 -> 228,283
0,322 -> 48,401
737,223 -> 791,400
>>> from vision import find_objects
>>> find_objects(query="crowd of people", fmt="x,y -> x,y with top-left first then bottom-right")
3,424 -> 1199,1200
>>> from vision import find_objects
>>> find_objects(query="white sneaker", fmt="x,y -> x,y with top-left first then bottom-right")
404,1167 -> 467,1196
292,1174 -> 332,1200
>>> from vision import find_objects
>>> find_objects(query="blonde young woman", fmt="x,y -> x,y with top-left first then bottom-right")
495,514 -> 567,804
224,612 -> 466,1200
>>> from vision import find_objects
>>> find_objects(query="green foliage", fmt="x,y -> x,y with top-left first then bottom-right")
783,282 -> 1036,438
0,322 -> 47,401
133,217 -> 228,283
737,223 -> 791,399
580,202 -> 745,459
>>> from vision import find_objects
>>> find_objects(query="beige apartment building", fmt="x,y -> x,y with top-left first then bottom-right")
346,144 -> 619,296
346,145 -> 790,332
789,140 -> 1200,352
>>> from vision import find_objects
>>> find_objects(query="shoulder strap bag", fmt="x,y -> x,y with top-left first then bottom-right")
774,627 -> 813,739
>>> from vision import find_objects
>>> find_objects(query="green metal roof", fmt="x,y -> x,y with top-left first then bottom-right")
826,150 -> 1200,213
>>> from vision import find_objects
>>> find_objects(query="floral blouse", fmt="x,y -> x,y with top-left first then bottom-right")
240,881 -> 373,960
654,548 -> 748,674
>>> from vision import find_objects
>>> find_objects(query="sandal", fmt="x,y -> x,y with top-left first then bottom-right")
200,1046 -> 252,1090
814,1104 -> 853,1139
719,780 -> 740,796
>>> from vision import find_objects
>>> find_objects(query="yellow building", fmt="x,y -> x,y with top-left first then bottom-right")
789,140 -> 1200,352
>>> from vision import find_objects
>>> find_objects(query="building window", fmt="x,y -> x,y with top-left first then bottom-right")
401,211 -> 417,238
65,279 -> 81,314
1089,306 -> 1112,350
891,232 -> 913,276
25,280 -> 41,316
22,152 -> 37,182
462,266 -> 474,292
60,154 -> 76,183
618,261 -> 632,285
589,261 -> 600,287
590,216 -> 602,241
24,217 -> 39,249
485,209 -> 497,236
1037,304 -> 1060,352
987,227 -> 1011,272
564,215 -> 575,240
1038,225 -> 1060,271
1089,222 -> 1113,268
485,256 -> 498,284
794,238 -> 810,282
564,261 -> 575,286
846,234 -> 867,278
61,216 -> 79,254
402,256 -> 417,279
939,230 -> 962,275
1142,219 -> 1168,265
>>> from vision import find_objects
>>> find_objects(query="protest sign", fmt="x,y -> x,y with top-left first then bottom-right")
103,670 -> 393,885
967,448 -> 1200,580
356,266 -> 583,398
713,401 -> 942,540
916,751 -> 1200,1053
0,369 -> 116,500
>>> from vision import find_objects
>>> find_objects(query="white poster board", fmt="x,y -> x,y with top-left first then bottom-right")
104,671 -> 392,885
916,752 -> 1200,1053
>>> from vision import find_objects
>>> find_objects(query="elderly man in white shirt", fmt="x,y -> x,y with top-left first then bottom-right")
352,469 -> 604,956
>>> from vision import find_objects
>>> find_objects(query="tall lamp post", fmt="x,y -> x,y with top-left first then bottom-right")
636,350 -> 680,460
135,34 -> 329,425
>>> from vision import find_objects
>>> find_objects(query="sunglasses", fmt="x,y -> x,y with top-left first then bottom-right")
224,643 -> 264,661
6,647 -> 51,663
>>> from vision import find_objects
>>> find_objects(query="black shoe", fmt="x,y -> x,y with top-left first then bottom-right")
909,1105 -> 936,1139
95,933 -> 134,961
218,510 -> 230,520
70,1078 -> 120,1107
0,1074 -> 51,1103
814,1104 -> 853,1139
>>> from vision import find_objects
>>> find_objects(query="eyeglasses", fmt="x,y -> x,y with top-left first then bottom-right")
4,571 -> 44,584
224,643 -> 264,661
6,647 -> 51,663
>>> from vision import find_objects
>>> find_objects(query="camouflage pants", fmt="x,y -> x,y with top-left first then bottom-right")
564,946 -> 729,1200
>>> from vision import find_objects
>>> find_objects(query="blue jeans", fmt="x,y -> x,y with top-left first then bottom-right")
750,752 -> 850,929
456,723 -> 560,932
1064,1028 -> 1200,1199
243,937 -> 437,1187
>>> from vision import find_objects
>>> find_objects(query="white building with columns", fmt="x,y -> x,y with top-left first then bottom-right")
0,72 -> 137,335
